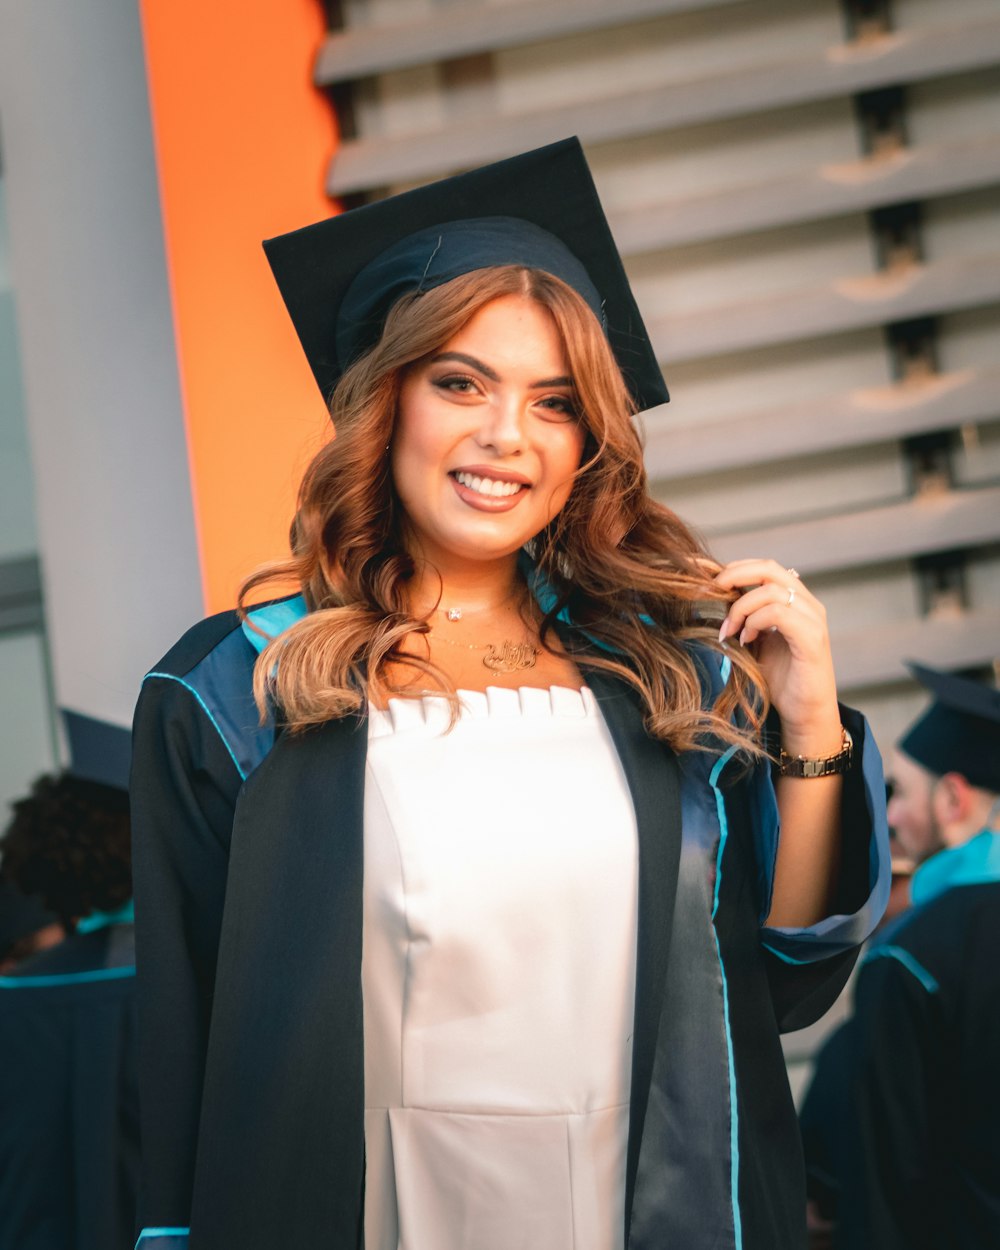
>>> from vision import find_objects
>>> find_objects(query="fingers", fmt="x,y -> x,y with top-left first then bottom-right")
715,560 -> 825,647
714,558 -> 799,592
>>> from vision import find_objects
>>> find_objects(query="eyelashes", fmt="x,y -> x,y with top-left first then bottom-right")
432,374 -> 478,395
430,374 -> 579,420
537,395 -> 579,420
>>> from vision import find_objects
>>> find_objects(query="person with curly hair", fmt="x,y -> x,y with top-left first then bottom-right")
0,772 -> 139,1250
131,140 -> 891,1250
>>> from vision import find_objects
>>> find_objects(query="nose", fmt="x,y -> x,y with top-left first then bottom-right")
473,392 -> 526,456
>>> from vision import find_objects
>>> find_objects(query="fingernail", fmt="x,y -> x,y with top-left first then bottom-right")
718,619 -> 729,642
739,628 -> 748,646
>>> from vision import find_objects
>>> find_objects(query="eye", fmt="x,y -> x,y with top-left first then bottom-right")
432,373 -> 479,395
536,394 -> 579,421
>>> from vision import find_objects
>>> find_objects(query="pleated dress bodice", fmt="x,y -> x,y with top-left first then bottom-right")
362,685 -> 639,1250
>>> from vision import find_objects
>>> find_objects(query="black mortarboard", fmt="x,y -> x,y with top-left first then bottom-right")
899,662 -> 1000,792
263,137 -> 668,413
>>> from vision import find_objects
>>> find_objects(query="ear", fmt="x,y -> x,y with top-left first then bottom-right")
934,772 -> 974,823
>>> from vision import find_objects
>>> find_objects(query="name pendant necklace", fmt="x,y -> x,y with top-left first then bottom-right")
431,603 -> 538,674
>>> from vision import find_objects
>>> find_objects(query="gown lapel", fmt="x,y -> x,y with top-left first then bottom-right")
584,669 -> 683,1246
190,713 -> 369,1250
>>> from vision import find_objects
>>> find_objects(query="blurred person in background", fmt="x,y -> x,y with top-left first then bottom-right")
0,771 -> 139,1250
831,663 -> 1000,1249
798,820 -> 916,1248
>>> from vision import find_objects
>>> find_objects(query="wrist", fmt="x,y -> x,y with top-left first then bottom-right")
779,715 -> 844,758
779,725 -> 853,778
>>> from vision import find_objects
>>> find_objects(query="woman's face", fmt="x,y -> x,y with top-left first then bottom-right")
391,293 -> 586,570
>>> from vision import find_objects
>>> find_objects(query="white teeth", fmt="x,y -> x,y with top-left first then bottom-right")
455,472 -> 523,498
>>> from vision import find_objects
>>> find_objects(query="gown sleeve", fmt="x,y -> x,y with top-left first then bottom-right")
130,672 -> 243,1247
756,702 -> 891,960
743,701 -> 891,1033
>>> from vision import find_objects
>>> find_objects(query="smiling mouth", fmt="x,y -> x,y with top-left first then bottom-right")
452,471 -> 527,499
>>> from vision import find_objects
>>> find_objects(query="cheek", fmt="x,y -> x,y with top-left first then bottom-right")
930,786 -> 951,830
550,425 -> 587,481
390,418 -> 439,500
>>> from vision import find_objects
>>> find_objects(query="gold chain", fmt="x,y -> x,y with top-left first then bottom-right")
431,631 -> 538,673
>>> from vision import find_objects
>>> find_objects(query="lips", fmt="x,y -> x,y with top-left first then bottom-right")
448,468 -> 530,512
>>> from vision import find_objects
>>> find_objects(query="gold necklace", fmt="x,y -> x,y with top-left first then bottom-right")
432,630 -> 538,673
426,584 -> 539,672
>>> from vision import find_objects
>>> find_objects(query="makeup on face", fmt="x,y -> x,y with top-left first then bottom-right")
390,294 -> 586,574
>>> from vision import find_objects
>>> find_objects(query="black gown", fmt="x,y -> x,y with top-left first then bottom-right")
130,603 -> 891,1250
0,924 -> 139,1250
834,839 -> 1000,1250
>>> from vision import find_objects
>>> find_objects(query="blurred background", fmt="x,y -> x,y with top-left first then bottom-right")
1,0 -> 998,1101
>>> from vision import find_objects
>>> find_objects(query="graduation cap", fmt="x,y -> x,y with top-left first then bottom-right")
899,662 -> 1000,792
263,137 -> 668,414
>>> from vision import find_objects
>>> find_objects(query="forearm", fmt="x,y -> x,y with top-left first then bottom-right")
767,717 -> 844,927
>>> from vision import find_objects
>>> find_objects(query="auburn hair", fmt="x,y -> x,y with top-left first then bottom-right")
239,265 -> 768,755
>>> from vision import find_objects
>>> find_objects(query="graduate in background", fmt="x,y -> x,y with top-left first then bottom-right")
0,772 -> 139,1250
834,663 -> 1000,1250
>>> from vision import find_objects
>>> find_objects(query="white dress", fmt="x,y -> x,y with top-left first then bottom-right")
362,686 -> 639,1250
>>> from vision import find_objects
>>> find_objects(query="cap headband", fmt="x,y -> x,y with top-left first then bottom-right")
336,217 -> 605,373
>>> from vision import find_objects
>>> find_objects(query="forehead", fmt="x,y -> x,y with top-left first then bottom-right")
444,294 -> 567,364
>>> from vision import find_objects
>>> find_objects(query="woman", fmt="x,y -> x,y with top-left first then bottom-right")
130,139 -> 889,1250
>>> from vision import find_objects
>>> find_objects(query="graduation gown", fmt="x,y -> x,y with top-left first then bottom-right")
130,603 -> 890,1250
835,833 -> 1000,1250
0,923 -> 140,1250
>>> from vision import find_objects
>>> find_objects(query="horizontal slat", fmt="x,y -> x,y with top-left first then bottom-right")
709,485 -> 1000,576
833,609 -> 1000,690
644,367 -> 1000,479
610,133 -> 1000,255
326,17 -> 1000,194
650,252 -> 1000,364
316,0 -> 739,84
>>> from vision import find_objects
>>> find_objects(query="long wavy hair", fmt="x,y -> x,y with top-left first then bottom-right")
239,265 -> 768,754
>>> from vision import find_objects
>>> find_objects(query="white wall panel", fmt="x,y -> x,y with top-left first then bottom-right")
495,0 -> 841,114
588,99 -> 860,216
627,214 -> 876,319
967,546 -> 1000,608
937,306 -> 1000,371
922,186 -> 1000,260
649,329 -> 891,426
954,421 -> 1000,487
897,0 -> 1000,29
809,561 -> 923,633
908,66 -> 1000,144
656,440 -> 907,534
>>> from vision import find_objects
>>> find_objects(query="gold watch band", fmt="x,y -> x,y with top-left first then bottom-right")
778,726 -> 853,778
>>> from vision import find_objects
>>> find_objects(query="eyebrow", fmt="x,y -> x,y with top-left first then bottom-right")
430,351 -> 573,390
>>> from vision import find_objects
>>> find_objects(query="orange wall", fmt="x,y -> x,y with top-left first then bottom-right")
139,0 -> 336,613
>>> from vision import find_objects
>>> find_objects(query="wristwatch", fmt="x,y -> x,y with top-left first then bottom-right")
779,726 -> 853,778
